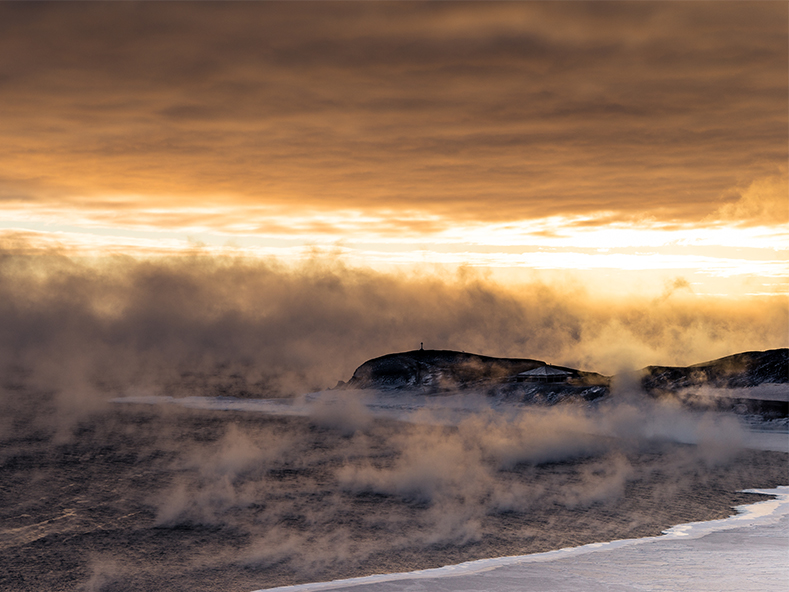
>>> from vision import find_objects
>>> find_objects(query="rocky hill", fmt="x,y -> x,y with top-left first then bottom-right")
339,349 -> 609,406
342,349 -> 608,391
339,348 -> 788,417
640,348 -> 788,391
639,348 -> 788,418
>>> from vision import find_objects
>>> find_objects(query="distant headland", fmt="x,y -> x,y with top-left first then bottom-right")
335,348 -> 788,418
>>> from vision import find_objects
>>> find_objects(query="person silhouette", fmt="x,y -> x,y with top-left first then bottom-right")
420,342 -> 424,350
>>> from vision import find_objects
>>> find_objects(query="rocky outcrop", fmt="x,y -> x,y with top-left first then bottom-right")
339,347 -> 788,417
342,349 -> 608,394
639,348 -> 788,418
641,349 -> 788,391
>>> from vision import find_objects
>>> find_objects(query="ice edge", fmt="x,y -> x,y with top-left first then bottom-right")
253,486 -> 789,592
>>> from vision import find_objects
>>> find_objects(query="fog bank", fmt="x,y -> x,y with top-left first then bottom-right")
1,250 -> 785,406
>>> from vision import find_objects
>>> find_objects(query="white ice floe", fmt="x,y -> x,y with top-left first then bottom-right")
253,487 -> 789,592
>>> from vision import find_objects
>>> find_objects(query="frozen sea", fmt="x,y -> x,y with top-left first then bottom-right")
113,392 -> 789,592
257,487 -> 789,592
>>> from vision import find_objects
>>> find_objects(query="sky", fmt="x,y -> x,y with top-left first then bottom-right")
0,2 -> 786,383
1,7 -> 787,590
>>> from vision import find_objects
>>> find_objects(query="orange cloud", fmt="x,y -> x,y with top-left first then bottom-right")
715,170 -> 789,227
0,2 -> 785,229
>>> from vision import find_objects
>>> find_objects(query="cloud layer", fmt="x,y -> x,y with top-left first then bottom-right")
0,2 -> 785,231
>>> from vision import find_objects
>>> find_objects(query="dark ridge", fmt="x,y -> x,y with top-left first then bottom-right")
640,348 -> 788,390
639,348 -> 788,418
339,348 -> 788,417
343,348 -> 609,393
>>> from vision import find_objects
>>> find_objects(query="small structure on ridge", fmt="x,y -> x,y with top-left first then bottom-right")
518,365 -> 570,383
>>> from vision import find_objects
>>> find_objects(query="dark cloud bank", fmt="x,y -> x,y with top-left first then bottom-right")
0,2 -> 785,223
1,251 -> 787,591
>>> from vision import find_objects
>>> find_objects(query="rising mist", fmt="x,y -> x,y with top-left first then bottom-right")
1,249 -> 787,591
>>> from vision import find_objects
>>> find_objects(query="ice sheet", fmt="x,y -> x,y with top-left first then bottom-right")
254,487 -> 789,592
